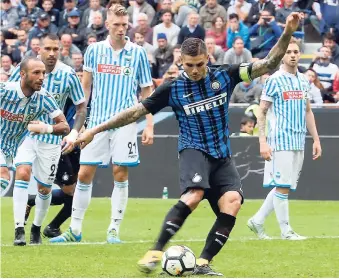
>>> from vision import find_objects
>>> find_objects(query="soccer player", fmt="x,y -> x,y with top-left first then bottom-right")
9,34 -> 86,245
74,13 -> 303,275
0,57 -> 70,246
50,4 -> 154,244
247,38 -> 322,241
24,98 -> 83,238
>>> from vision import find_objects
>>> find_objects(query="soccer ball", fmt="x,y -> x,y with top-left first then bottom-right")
161,245 -> 196,276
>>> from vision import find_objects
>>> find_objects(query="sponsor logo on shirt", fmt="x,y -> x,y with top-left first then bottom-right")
183,93 -> 228,116
283,90 -> 304,100
97,64 -> 133,76
0,109 -> 24,122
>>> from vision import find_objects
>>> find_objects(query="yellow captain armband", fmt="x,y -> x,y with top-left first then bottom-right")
239,63 -> 252,82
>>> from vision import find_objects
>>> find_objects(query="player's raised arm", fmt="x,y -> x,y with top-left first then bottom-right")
75,103 -> 150,148
250,12 -> 303,79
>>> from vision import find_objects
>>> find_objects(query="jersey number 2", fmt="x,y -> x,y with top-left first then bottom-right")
50,164 -> 56,177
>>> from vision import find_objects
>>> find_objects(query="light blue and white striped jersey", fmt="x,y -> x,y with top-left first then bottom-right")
83,36 -> 153,128
0,81 -> 61,159
261,67 -> 311,151
9,61 -> 85,144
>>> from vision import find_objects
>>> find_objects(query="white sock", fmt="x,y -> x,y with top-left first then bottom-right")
70,181 -> 93,235
0,178 -> 10,196
33,191 -> 52,227
273,191 -> 292,235
13,180 -> 29,228
108,180 -> 128,235
252,187 -> 276,225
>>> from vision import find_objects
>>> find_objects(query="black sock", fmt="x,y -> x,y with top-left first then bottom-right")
153,201 -> 191,251
27,195 -> 36,207
48,194 -> 73,229
199,213 -> 236,262
50,189 -> 66,206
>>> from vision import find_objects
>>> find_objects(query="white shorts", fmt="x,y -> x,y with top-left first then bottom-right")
14,137 -> 61,187
80,122 -> 139,167
263,150 -> 304,191
0,150 -> 13,170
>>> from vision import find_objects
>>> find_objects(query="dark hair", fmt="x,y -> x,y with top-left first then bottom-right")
229,13 -> 239,21
240,116 -> 254,126
173,44 -> 181,50
134,27 -> 145,37
20,57 -> 42,72
233,36 -> 244,44
181,38 -> 207,56
41,33 -> 59,42
87,33 -> 97,40
75,66 -> 83,72
161,9 -> 172,17
323,32 -> 336,42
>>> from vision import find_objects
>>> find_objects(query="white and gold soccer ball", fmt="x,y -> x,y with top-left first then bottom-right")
161,245 -> 196,276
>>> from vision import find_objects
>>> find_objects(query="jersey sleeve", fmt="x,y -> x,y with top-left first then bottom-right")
141,82 -> 171,115
137,47 -> 153,88
83,44 -> 95,73
261,77 -> 277,102
8,65 -> 20,82
68,72 -> 86,105
43,93 -> 62,119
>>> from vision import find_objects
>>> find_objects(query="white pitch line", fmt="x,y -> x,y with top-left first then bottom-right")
1,235 -> 339,247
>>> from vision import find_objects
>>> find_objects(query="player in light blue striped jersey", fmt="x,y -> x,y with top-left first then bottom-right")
50,4 -> 154,244
9,34 -> 87,245
248,38 -> 322,240
0,57 -> 70,246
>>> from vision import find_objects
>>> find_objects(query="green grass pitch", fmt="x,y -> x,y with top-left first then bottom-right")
1,198 -> 339,278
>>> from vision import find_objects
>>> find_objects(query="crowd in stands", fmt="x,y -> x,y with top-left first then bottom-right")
1,0 -> 339,103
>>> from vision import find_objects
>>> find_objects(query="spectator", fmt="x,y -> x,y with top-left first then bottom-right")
171,0 -> 193,28
0,0 -> 19,39
310,1 -> 323,35
151,0 -> 172,27
206,16 -> 227,50
0,72 -> 9,82
41,0 -> 60,26
59,33 -> 81,66
127,0 -> 155,27
304,68 -> 324,104
154,33 -> 173,78
0,55 -> 15,76
59,0 -> 78,27
231,116 -> 255,136
18,17 -> 34,34
163,64 -> 180,81
85,11 -> 109,42
249,10 -> 282,58
75,67 -> 84,82
23,37 -> 40,58
323,32 -> 339,67
227,0 -> 252,22
0,31 -> 11,57
72,52 -> 84,72
127,13 -> 153,44
199,0 -> 227,30
230,80 -> 262,103
11,30 -> 29,64
81,0 -> 107,29
28,12 -> 58,42
224,37 -> 252,64
312,46 -> 339,90
247,0 -> 276,26
227,13 -> 250,50
177,12 -> 205,44
275,0 -> 300,30
134,29 -> 155,59
58,10 -> 86,51
82,33 -> 97,54
17,0 -> 42,24
153,10 -> 180,48
205,37 -> 225,65
313,0 -> 339,35
172,44 -> 184,73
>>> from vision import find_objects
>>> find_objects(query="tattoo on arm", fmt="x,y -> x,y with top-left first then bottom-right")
251,32 -> 293,79
73,103 -> 87,132
258,100 -> 272,141
96,103 -> 149,134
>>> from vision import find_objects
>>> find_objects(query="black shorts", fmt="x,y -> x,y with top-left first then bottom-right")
54,149 -> 80,187
179,149 -> 244,204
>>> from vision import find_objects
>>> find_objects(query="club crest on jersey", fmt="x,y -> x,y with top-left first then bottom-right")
123,67 -> 132,76
211,81 -> 221,91
192,173 -> 202,183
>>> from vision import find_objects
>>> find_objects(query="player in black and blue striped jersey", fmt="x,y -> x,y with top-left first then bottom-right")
75,12 -> 302,276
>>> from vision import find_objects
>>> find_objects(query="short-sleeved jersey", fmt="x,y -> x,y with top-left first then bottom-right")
261,67 -> 311,151
142,63 -> 252,159
9,61 -> 85,145
0,81 -> 61,158
84,36 -> 153,128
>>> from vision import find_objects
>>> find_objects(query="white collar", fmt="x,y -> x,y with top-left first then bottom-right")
15,81 -> 26,98
104,36 -> 132,51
